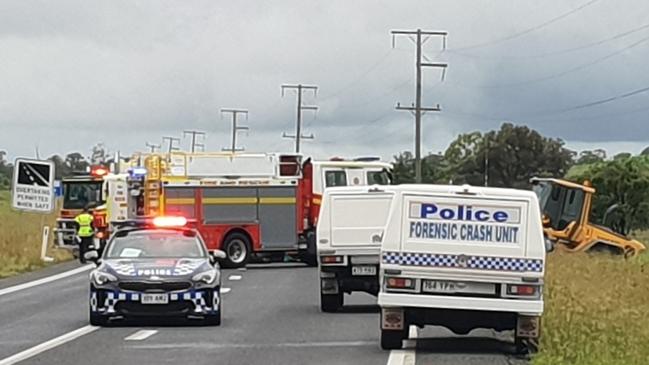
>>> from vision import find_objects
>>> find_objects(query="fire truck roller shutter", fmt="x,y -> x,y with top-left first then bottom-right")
164,188 -> 196,218
258,187 -> 298,249
201,187 -> 258,223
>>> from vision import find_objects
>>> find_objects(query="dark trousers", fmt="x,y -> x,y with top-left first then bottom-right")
79,236 -> 93,263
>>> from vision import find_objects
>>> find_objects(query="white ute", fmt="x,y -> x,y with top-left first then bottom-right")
316,186 -> 395,312
378,184 -> 546,353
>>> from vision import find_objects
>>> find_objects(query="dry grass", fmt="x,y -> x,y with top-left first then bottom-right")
534,251 -> 649,365
0,190 -> 71,278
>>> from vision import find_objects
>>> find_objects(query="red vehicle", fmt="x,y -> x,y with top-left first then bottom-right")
117,152 -> 391,267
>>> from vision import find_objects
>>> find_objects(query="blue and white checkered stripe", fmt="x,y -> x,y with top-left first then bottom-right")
382,251 -> 543,273
96,290 -> 220,314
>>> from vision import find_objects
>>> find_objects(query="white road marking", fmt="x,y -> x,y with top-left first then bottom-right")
0,325 -> 98,365
237,267 -> 247,272
0,265 -> 93,297
129,340 -> 374,350
221,287 -> 232,293
386,325 -> 418,365
228,275 -> 242,281
125,330 -> 158,341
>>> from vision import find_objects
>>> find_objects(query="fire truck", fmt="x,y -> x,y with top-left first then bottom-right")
54,166 -> 111,248
103,152 -> 392,267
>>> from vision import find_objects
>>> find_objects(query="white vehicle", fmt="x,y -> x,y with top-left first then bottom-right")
377,184 -> 546,353
316,186 -> 395,312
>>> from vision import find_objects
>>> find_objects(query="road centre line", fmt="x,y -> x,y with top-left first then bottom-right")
221,287 -> 232,293
0,325 -> 98,365
125,330 -> 158,341
228,275 -> 242,281
386,326 -> 418,365
0,265 -> 93,297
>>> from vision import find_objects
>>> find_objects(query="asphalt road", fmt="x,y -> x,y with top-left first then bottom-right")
0,262 -> 528,365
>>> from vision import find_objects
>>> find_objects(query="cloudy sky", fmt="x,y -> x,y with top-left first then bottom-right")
1,0 -> 649,161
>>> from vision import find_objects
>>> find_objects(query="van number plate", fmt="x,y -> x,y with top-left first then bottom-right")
422,280 -> 457,293
141,293 -> 169,304
351,265 -> 376,276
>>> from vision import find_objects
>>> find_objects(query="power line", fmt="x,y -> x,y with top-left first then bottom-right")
183,130 -> 206,153
145,142 -> 161,153
392,28 -> 448,183
282,84 -> 318,153
450,21 -> 649,60
451,0 -> 603,51
220,108 -> 249,152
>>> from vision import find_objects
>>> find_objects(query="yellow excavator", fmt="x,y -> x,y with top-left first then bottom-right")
530,177 -> 646,258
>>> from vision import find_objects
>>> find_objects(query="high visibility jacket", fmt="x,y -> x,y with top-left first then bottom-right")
74,213 -> 94,238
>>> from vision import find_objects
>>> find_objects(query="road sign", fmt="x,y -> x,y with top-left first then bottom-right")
11,158 -> 55,213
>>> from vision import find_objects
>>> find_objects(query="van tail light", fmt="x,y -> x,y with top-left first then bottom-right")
386,277 -> 416,290
507,284 -> 537,296
321,255 -> 343,264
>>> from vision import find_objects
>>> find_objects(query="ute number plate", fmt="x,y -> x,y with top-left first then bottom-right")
351,265 -> 376,276
422,280 -> 458,293
141,293 -> 169,304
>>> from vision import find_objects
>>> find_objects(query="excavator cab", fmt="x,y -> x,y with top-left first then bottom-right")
531,177 -> 645,258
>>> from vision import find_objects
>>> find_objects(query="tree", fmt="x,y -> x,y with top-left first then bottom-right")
90,143 -> 109,165
0,150 -> 12,189
444,123 -> 574,189
576,149 -> 607,165
392,151 -> 448,184
569,156 -> 649,234
613,152 -> 632,160
64,152 -> 89,173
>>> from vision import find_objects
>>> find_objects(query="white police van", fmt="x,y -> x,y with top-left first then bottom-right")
378,184 -> 545,353
316,186 -> 395,312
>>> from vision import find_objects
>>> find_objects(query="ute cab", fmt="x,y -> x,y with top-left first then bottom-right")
530,177 -> 645,257
377,184 -> 545,353
316,186 -> 395,312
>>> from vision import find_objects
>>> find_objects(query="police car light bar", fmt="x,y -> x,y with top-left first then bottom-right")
91,166 -> 109,177
152,216 -> 188,228
128,167 -> 147,177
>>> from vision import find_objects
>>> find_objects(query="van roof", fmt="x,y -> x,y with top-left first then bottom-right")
325,184 -> 537,199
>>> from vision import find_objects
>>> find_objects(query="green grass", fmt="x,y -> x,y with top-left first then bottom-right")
533,252 -> 649,365
0,190 -> 71,278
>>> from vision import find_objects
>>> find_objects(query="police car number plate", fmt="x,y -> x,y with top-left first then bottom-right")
141,293 -> 169,304
422,280 -> 458,293
351,265 -> 376,276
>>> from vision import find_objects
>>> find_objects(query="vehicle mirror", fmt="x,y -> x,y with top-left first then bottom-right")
84,250 -> 100,264
210,250 -> 227,260
544,237 -> 555,253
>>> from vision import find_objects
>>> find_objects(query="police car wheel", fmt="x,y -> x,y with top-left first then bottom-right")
320,292 -> 343,313
222,233 -> 251,268
89,312 -> 108,326
380,328 -> 406,350
203,312 -> 221,326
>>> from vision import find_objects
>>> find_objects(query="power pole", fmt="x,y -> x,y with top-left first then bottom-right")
162,136 -> 181,153
392,29 -> 448,183
281,84 -> 318,153
183,130 -> 206,153
145,142 -> 161,153
220,108 -> 249,152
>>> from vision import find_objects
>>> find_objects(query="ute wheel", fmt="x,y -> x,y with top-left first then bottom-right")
623,246 -> 636,259
302,253 -> 318,267
222,233 -> 251,268
320,292 -> 343,313
380,328 -> 407,350
514,337 -> 538,355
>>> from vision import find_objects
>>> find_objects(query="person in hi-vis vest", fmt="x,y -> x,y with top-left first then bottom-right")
74,207 -> 95,263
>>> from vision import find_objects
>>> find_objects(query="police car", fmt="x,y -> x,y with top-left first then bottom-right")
377,185 -> 546,353
316,186 -> 394,312
84,216 -> 226,326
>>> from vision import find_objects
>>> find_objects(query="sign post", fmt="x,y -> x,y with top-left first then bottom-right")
12,158 -> 56,262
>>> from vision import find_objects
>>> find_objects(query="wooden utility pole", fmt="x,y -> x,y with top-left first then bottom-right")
281,84 -> 318,153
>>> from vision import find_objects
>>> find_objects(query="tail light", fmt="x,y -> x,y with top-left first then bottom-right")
385,277 -> 416,290
320,255 -> 343,264
506,284 -> 538,296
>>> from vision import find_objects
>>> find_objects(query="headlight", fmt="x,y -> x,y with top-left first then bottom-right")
91,270 -> 117,286
192,269 -> 219,284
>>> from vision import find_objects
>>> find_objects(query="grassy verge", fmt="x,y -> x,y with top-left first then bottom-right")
0,190 -> 72,278
534,252 -> 649,365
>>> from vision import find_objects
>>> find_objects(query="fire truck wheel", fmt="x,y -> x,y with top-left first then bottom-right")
320,292 -> 343,313
223,233 -> 251,268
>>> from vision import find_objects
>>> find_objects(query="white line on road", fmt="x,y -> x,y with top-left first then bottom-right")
228,275 -> 242,281
125,330 -> 158,341
129,340 -> 375,350
0,265 -> 93,297
386,326 -> 418,365
221,287 -> 232,293
0,325 -> 98,365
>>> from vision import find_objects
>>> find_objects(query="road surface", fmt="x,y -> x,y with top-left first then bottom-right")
0,262 -> 528,365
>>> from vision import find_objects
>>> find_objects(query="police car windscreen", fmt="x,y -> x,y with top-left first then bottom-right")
106,231 -> 207,259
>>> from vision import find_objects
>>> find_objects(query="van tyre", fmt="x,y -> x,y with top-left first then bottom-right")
223,232 -> 251,268
320,292 -> 343,312
380,328 -> 407,350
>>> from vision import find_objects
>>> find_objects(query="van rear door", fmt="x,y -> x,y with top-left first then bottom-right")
329,192 -> 393,248
400,193 -> 530,259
